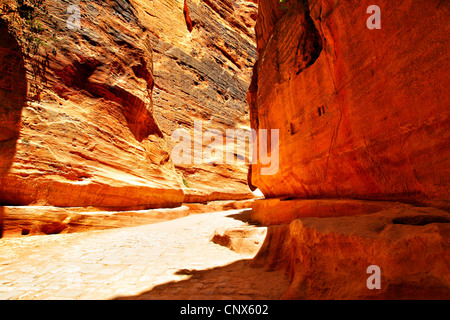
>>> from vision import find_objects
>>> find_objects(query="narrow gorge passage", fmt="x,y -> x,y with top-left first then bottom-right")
0,0 -> 448,302
0,209 -> 288,300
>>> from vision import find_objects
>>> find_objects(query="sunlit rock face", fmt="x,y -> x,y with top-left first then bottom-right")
0,0 -> 257,208
144,0 -> 257,201
249,0 -> 449,210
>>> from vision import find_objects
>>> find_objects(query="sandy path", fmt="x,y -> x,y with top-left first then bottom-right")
0,209 -> 288,300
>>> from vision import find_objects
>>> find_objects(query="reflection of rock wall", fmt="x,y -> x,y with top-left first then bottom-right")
249,0 -> 450,209
0,0 -> 257,208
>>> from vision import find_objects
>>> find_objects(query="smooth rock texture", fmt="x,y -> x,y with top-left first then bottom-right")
252,204 -> 450,299
248,0 -> 450,209
247,0 -> 450,300
0,0 -> 257,209
185,198 -> 255,213
252,198 -> 401,225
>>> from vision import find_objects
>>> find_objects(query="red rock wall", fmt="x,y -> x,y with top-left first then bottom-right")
249,0 -> 450,209
0,0 -> 257,208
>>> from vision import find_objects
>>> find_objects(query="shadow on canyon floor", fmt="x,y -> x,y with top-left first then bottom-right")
226,209 -> 265,226
0,18 -> 28,238
113,209 -> 288,300
113,259 -> 289,300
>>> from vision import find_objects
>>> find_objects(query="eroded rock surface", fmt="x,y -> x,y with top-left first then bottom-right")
252,204 -> 450,299
247,0 -> 450,299
212,225 -> 266,255
249,0 -> 450,209
0,0 -> 257,209
1,199 -> 256,237
2,205 -> 192,237
146,0 -> 257,199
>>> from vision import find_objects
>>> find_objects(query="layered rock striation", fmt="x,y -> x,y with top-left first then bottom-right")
0,0 -> 257,209
252,203 -> 450,299
145,0 -> 257,200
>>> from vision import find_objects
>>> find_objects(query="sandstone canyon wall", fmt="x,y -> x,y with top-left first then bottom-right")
0,0 -> 257,209
249,0 -> 449,210
143,0 -> 258,202
248,0 -> 450,299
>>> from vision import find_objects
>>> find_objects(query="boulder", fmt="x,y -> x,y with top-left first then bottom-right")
252,204 -> 450,299
212,226 -> 267,255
